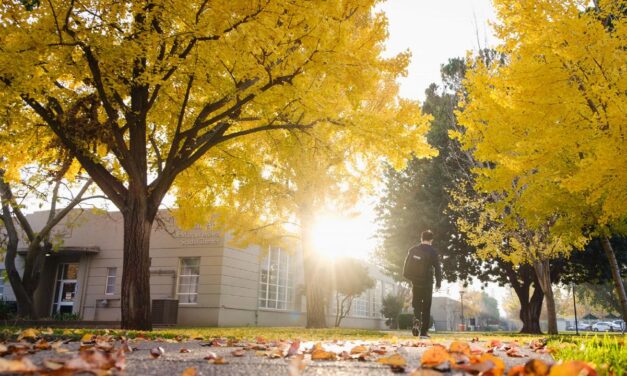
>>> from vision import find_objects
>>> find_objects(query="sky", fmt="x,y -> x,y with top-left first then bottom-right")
378,0 -> 497,101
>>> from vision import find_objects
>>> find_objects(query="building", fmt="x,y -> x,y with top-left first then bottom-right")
0,210 -> 397,329
430,296 -> 462,331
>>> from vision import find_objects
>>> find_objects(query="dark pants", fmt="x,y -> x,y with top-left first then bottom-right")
411,281 -> 433,335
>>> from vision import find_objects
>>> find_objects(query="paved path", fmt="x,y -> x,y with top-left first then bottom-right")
19,335 -> 554,375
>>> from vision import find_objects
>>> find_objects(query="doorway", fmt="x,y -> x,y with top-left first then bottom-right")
51,263 -> 79,315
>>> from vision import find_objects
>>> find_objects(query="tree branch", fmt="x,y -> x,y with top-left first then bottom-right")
0,170 -> 35,242
37,179 -> 93,239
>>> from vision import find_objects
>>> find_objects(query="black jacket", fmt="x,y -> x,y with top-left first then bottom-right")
402,243 -> 442,285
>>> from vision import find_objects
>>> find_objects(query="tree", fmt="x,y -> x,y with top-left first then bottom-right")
380,293 -> 404,329
0,165 -> 94,318
463,291 -> 500,329
0,0 -> 425,329
576,281 -> 627,316
454,187 -> 571,334
457,0 -> 627,323
332,257 -> 374,327
0,106 -> 101,318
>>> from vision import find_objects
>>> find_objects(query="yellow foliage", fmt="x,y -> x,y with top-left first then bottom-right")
0,0 -> 433,250
456,0 -> 627,251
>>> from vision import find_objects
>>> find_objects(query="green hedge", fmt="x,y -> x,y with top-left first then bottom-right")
398,314 -> 413,330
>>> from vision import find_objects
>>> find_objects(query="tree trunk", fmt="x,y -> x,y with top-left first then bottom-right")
300,209 -> 327,328
120,195 -> 155,330
3,235 -> 37,318
503,263 -> 544,334
600,236 -> 627,323
533,259 -> 558,334
518,286 -> 544,334
0,180 -> 37,318
334,295 -> 352,327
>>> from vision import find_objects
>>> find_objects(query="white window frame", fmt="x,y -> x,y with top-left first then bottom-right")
177,257 -> 200,304
258,247 -> 292,311
372,280 -> 383,318
352,290 -> 370,317
104,267 -> 116,295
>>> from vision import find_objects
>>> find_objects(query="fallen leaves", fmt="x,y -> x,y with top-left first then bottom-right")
420,345 -> 453,368
310,343 -> 337,361
0,357 -> 38,373
150,346 -> 165,358
16,328 -> 39,342
377,353 -> 407,372
0,332 -> 599,376
181,367 -> 197,376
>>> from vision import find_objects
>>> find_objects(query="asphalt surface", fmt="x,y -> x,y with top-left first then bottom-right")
14,333 -> 555,375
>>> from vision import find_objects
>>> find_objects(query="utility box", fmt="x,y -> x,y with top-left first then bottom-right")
152,299 -> 179,325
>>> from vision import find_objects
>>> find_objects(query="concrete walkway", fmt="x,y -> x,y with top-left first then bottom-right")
20,336 -> 554,375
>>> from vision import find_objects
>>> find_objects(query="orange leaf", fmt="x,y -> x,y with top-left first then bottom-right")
477,353 -> 505,376
311,348 -> 336,361
507,365 -> 525,376
548,361 -> 596,376
420,345 -> 453,367
524,359 -> 550,376
449,341 -> 471,355
377,353 -> 407,367
350,345 -> 368,354
181,367 -> 197,376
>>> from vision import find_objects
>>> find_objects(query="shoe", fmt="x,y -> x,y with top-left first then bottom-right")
411,318 -> 421,337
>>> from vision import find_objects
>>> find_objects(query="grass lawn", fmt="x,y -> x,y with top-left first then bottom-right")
0,326 -> 625,375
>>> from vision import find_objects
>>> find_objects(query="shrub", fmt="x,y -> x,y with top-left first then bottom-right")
0,300 -> 17,320
398,313 -> 414,330
50,312 -> 81,321
380,294 -> 404,329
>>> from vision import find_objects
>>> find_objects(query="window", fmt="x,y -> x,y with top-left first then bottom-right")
178,257 -> 200,304
372,280 -> 383,318
352,291 -> 369,317
104,268 -> 116,295
259,247 -> 293,310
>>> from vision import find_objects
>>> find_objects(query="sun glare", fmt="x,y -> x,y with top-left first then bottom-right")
310,214 -> 375,261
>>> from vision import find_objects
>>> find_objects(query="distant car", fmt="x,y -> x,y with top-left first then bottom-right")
591,322 -> 612,332
566,323 -> 590,331
609,320 -> 624,332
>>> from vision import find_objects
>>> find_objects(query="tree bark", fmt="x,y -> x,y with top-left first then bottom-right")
300,209 -> 327,328
600,236 -> 627,323
520,284 -> 544,334
334,294 -> 353,327
0,205 -> 36,318
504,263 -> 544,334
533,258 -> 558,334
120,192 -> 155,330
0,174 -> 36,318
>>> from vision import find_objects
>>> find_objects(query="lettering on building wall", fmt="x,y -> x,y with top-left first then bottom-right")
158,216 -> 221,245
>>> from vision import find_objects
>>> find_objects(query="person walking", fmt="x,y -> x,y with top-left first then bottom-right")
402,230 -> 442,338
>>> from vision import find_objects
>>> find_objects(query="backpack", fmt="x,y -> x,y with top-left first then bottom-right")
402,245 -> 431,281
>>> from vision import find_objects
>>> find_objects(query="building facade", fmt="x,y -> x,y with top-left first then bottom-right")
1,210 -> 396,329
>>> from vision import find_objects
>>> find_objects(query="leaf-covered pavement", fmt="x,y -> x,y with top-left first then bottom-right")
0,328 -> 604,375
